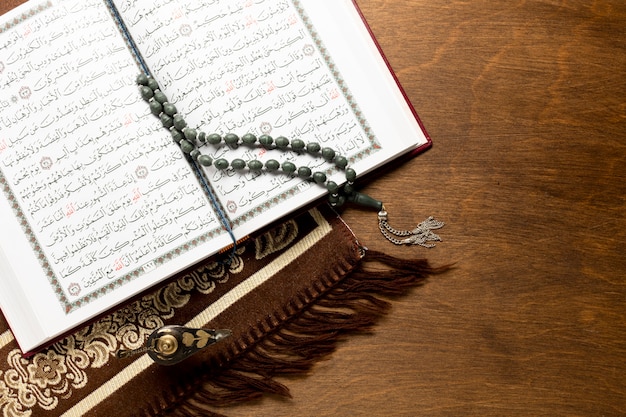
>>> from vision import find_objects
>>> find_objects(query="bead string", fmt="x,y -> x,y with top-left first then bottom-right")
137,73 -> 444,250
137,73 -> 383,211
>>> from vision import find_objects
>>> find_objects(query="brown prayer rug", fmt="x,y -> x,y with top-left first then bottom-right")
0,205 -> 442,417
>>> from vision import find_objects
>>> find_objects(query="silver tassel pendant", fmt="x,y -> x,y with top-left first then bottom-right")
342,193 -> 445,248
378,209 -> 444,247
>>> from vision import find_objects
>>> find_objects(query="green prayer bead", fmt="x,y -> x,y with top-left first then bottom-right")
291,139 -> 305,151
197,155 -> 213,166
224,133 -> 239,146
326,181 -> 339,193
207,133 -> 222,145
321,147 -> 336,161
335,156 -> 348,169
149,100 -> 162,115
171,129 -> 183,143
312,172 -> 327,184
259,135 -> 273,147
190,149 -> 201,160
298,166 -> 312,178
242,133 -> 257,145
265,159 -> 280,171
147,78 -> 159,91
154,90 -> 168,104
307,142 -> 321,153
335,195 -> 346,207
275,136 -> 290,149
282,161 -> 296,173
137,73 -> 149,86
160,113 -> 174,128
214,158 -> 229,170
345,168 -> 357,182
248,160 -> 263,170
163,102 -> 177,116
173,115 -> 186,130
197,131 -> 206,143
328,194 -> 339,204
140,86 -> 153,101
180,139 -> 194,154
231,159 -> 246,170
184,128 -> 197,141
343,183 -> 356,195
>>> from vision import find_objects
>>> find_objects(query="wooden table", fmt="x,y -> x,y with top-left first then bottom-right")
3,1 -> 625,415
248,1 -> 626,415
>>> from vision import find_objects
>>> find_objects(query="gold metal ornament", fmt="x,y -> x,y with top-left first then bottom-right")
117,325 -> 232,365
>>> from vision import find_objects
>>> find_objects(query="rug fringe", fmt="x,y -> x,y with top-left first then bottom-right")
160,250 -> 449,416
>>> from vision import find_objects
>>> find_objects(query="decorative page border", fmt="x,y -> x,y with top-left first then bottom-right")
0,0 -> 52,34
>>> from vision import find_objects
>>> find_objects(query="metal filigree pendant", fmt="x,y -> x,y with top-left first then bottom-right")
378,209 -> 444,247
117,325 -> 231,365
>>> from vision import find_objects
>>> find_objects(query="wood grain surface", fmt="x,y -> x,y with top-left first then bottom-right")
2,0 -> 625,416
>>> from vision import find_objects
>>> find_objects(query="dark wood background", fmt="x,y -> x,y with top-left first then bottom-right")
3,0 -> 625,416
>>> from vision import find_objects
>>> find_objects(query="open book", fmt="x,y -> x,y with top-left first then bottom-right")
0,0 -> 431,354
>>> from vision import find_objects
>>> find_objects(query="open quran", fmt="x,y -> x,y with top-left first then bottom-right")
0,0 -> 431,354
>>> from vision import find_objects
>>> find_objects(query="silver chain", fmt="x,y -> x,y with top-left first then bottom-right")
378,210 -> 444,248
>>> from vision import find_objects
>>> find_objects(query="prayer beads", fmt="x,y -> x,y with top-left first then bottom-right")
137,74 -> 379,209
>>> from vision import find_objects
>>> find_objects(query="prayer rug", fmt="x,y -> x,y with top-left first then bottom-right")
0,205 -> 443,417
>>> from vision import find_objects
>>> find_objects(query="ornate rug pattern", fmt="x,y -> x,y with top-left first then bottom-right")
0,205 -> 441,417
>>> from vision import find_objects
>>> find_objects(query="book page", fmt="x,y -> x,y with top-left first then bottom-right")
0,0 -> 233,350
113,0 -> 429,238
